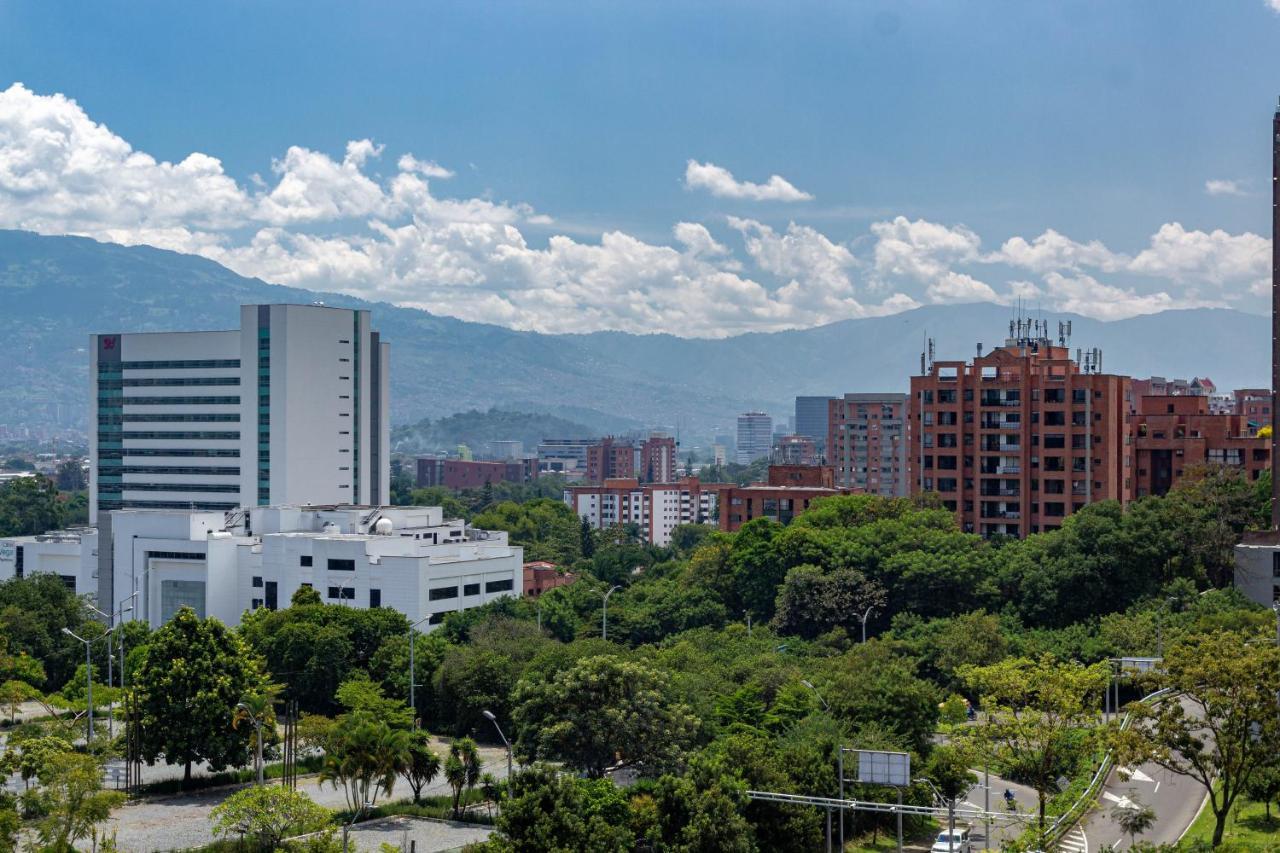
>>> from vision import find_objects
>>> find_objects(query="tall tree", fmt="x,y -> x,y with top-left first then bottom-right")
402,729 -> 442,804
512,654 -> 699,778
134,607 -> 270,786
958,655 -> 1109,843
445,737 -> 483,818
1116,630 -> 1280,847
0,474 -> 63,537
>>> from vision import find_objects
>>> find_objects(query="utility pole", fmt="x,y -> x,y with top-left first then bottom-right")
1272,96 -> 1279,529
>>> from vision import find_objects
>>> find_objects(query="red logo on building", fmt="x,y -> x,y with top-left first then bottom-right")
102,337 -> 117,350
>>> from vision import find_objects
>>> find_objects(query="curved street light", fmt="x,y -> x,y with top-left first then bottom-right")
482,709 -> 515,800
61,627 -> 94,743
601,585 -> 621,641
800,679 -> 831,713
408,615 -> 431,722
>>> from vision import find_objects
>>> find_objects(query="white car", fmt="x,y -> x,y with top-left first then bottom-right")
930,828 -> 971,853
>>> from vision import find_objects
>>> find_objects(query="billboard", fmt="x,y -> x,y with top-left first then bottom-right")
856,749 -> 911,787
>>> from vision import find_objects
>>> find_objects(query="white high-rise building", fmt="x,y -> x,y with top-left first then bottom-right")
90,304 -> 390,605
735,411 -> 773,465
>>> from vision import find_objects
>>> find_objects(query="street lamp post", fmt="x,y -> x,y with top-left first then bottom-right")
408,615 -> 430,723
89,602 -> 133,738
343,801 -> 371,853
859,606 -> 876,644
601,585 -> 620,641
482,709 -> 515,801
235,701 -> 265,786
62,628 -> 94,744
1272,602 -> 1279,647
800,679 -> 831,712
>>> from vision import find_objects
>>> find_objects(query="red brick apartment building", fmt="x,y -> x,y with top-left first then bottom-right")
416,458 -> 537,489
718,465 -> 852,532
773,434 -> 821,466
826,393 -> 909,496
523,561 -> 576,597
586,435 -> 678,484
1132,395 -> 1269,496
909,337 -> 1132,537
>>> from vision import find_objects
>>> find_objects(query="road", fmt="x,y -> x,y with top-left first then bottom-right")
101,740 -> 511,852
956,772 -> 1039,851
1078,696 -> 1207,851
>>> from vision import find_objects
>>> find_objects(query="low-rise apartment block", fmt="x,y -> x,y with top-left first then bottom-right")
718,465 -> 851,531
564,477 -> 729,545
416,458 -> 537,489
1131,395 -> 1269,497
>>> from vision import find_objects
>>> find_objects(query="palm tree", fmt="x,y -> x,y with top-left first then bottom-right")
232,684 -> 280,786
1111,799 -> 1157,847
320,714 -> 412,812
445,738 -> 483,818
402,729 -> 441,804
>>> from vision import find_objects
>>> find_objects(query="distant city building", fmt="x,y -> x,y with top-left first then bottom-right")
1131,376 -> 1215,399
772,434 -> 820,466
794,396 -> 836,445
90,304 -> 390,526
639,434 -> 678,484
416,458 -> 537,490
736,412 -> 774,465
564,477 -> 730,545
910,328 -> 1131,538
1131,395 -> 1269,497
827,393 -> 909,496
488,440 -> 524,461
586,436 -> 636,483
718,465 -> 850,531
523,561 -> 576,597
1235,389 -> 1273,434
1,504 -> 522,629
713,443 -> 728,466
537,438 -> 596,479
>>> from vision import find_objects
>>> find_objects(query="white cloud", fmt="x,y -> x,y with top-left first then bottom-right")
1035,272 -> 1223,320
0,82 -> 1270,335
1205,179 -> 1246,197
1127,222 -> 1268,285
1268,0 -> 1280,14
684,160 -> 813,202
991,228 -> 1126,273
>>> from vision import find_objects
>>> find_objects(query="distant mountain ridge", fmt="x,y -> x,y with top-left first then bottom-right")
0,229 -> 1268,440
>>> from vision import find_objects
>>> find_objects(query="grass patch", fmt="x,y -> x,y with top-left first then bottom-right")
846,818 -> 939,852
1180,790 -> 1280,851
334,789 -> 496,826
133,753 -> 325,797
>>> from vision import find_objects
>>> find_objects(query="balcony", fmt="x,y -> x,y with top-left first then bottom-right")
996,465 -> 1021,475
980,487 -> 1020,497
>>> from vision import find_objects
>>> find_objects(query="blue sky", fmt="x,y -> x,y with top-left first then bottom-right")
0,1 -> 1277,336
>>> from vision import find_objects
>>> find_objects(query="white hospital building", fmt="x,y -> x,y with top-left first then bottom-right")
0,504 -> 523,630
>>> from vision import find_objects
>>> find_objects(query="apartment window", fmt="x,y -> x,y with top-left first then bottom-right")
464,583 -> 481,596
251,598 -> 264,610
300,555 -> 313,567
265,582 -> 278,610
327,586 -> 355,600
486,578 -> 514,594
1044,502 -> 1066,517
252,576 -> 263,588
369,589 -> 381,608
328,558 -> 356,572
429,585 -> 459,601
1072,389 -> 1087,404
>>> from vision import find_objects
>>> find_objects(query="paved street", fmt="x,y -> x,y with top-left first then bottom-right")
342,815 -> 493,852
102,741 -> 510,852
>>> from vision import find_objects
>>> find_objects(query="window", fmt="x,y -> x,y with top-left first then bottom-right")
428,611 -> 449,625
486,578 -> 514,594
464,583 -> 481,596
369,588 -> 381,608
300,555 -> 312,567
1044,502 -> 1066,517
252,576 -> 263,588
265,582 -> 278,610
327,558 -> 356,572
160,580 -> 206,623
429,586 -> 459,601
327,586 -> 355,600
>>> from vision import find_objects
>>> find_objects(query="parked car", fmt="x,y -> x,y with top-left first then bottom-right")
930,828 -> 972,853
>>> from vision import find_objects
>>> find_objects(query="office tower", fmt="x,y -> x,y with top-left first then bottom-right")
794,395 -> 835,443
91,304 -> 390,524
735,412 -> 774,464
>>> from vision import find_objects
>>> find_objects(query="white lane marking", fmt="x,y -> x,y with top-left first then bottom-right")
1102,791 -> 1138,809
1153,781 -> 1160,794
1118,766 -> 1154,783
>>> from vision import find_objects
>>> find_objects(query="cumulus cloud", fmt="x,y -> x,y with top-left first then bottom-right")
0,82 -> 1270,335
1128,222 -> 1268,285
991,229 -> 1126,273
1205,179 -> 1246,197
684,160 -> 813,202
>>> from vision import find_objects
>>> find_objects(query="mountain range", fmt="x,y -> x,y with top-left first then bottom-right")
0,229 -> 1269,442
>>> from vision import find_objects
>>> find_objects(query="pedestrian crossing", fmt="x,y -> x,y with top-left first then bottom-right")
1057,827 -> 1088,853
